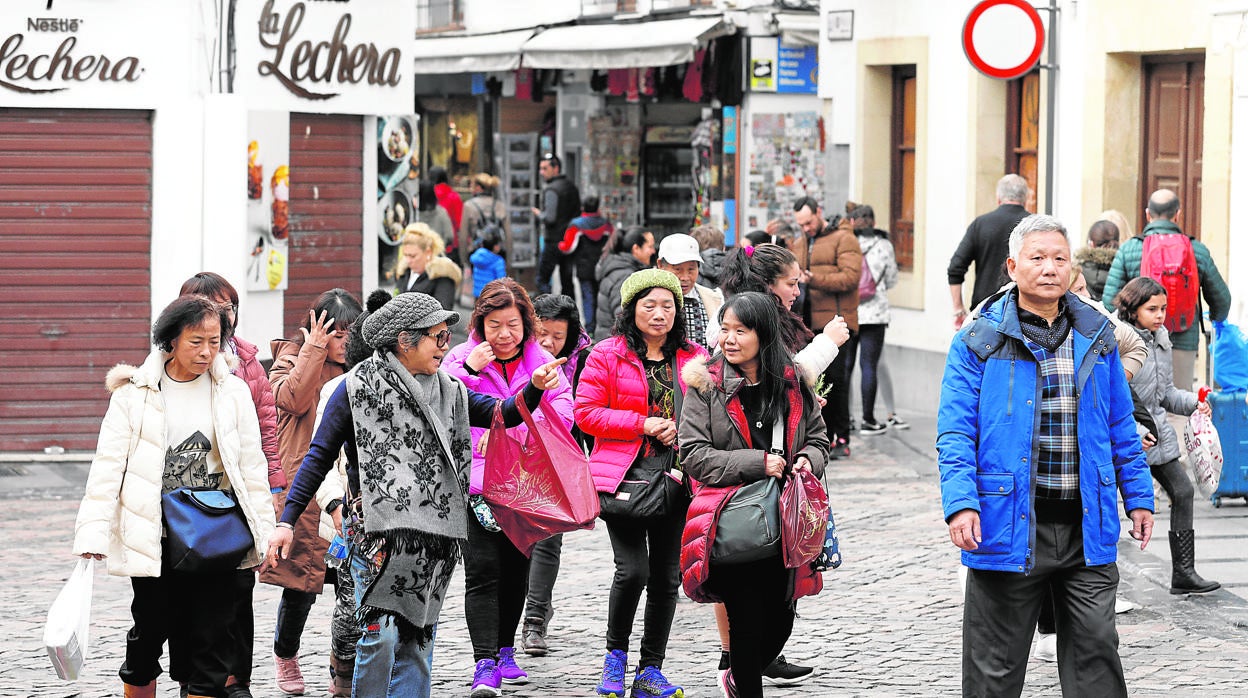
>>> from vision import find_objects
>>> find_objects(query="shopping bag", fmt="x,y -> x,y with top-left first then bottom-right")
1183,387 -> 1224,497
1212,320 -> 1248,391
780,469 -> 830,569
44,558 -> 94,680
483,397 -> 599,556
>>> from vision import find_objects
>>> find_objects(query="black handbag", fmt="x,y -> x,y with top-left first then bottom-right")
161,487 -> 254,573
711,420 -> 784,564
598,356 -> 688,521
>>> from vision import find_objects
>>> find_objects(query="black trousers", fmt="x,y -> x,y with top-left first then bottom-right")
121,557 -> 254,697
963,520 -> 1126,698
603,506 -> 686,669
707,555 -> 794,698
1152,458 -> 1194,530
537,242 -> 575,297
524,533 -> 563,624
463,512 -> 531,662
821,330 -> 857,444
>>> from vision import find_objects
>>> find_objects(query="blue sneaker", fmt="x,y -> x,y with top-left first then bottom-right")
497,646 -> 529,685
470,658 -> 501,698
630,665 -> 684,698
596,649 -> 628,697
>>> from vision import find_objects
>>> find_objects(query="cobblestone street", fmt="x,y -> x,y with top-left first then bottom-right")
5,416 -> 1248,697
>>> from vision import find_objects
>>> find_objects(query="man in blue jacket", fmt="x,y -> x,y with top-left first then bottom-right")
937,214 -> 1155,697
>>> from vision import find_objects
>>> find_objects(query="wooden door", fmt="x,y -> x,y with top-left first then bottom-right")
1006,71 -> 1040,212
890,65 -> 916,270
0,109 -> 153,451
284,114 -> 364,336
1142,57 -> 1203,239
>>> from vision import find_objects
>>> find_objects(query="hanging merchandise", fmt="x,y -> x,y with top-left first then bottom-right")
746,111 -> 825,229
586,105 -> 642,228
690,118 -> 720,228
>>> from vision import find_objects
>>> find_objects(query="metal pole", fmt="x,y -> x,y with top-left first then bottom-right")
1043,0 -> 1058,214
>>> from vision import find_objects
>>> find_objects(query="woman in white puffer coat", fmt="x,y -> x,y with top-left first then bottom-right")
72,295 -> 275,698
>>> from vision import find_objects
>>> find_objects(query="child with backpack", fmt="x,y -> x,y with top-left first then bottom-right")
470,230 -> 507,298
1114,276 -> 1220,595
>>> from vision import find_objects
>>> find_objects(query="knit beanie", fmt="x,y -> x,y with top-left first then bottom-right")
619,269 -> 684,309
361,292 -> 459,349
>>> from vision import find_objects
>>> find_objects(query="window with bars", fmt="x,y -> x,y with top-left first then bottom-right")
889,65 -> 916,271
416,0 -> 463,32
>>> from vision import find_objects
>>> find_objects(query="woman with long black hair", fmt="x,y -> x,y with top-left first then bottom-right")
679,292 -> 829,697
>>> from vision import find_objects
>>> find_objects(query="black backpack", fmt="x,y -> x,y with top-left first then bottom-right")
471,198 -> 504,249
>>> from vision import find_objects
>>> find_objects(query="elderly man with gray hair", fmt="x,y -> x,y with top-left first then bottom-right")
937,214 -> 1155,697
948,174 -> 1032,327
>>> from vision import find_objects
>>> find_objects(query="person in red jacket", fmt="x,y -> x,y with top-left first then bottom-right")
557,195 -> 614,329
430,166 -> 464,260
574,269 -> 707,698
178,272 -> 282,698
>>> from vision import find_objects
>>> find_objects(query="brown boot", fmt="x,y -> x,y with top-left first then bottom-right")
122,681 -> 156,698
329,654 -> 355,697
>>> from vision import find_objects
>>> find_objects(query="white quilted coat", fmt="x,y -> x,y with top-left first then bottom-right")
72,350 -> 276,577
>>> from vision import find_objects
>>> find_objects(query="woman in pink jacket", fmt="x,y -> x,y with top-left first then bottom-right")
442,278 -> 574,696
574,269 -> 706,698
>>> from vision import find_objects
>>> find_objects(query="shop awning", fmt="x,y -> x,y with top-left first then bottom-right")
775,12 -> 819,46
522,16 -> 735,70
411,29 -> 534,74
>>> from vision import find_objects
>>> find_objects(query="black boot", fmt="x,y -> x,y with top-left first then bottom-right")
1169,529 -> 1221,594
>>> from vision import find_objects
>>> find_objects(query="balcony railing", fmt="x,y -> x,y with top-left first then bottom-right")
581,0 -> 714,16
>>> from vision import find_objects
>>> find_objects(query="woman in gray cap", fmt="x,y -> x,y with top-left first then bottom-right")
265,291 -> 565,698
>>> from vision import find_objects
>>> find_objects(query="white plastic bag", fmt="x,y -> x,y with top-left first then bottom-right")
44,558 -> 94,680
1184,410 -> 1223,497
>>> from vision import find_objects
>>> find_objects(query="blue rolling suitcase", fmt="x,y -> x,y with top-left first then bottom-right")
1209,389 -> 1248,507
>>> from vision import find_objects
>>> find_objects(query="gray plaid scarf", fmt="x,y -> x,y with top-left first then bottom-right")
346,352 -> 472,644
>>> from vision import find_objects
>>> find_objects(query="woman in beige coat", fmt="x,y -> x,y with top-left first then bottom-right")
73,295 -> 274,698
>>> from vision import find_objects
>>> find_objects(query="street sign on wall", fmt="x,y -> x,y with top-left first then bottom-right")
962,0 -> 1044,80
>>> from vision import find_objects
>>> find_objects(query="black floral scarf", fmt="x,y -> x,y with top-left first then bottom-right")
346,352 -> 471,644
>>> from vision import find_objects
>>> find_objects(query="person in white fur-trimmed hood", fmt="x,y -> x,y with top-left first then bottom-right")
73,294 -> 275,698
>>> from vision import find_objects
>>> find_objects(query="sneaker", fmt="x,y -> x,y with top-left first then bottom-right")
887,414 -> 910,430
828,438 -> 851,460
762,655 -> 814,686
496,647 -> 529,685
1115,597 -> 1137,614
521,619 -> 548,656
630,665 -> 684,698
225,685 -> 253,698
718,668 -> 739,698
1033,633 -> 1057,662
597,649 -> 628,697
860,420 -> 888,436
470,658 -> 502,698
274,654 -> 305,696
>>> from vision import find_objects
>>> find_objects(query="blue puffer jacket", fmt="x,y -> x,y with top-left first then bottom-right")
937,290 -> 1154,573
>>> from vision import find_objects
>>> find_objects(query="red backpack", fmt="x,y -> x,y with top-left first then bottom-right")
1139,233 -> 1200,334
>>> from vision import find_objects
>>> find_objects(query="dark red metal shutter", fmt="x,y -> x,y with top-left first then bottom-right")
284,114 -> 364,335
0,109 -> 153,452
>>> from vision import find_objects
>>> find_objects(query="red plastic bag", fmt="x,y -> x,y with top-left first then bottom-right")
483,397 -> 599,556
780,469 -> 829,569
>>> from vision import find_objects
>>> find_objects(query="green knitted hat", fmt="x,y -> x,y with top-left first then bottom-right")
619,269 -> 684,309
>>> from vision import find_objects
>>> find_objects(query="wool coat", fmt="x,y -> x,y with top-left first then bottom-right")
790,217 -> 863,331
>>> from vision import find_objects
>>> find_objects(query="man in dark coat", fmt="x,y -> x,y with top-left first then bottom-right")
532,154 -> 581,297
948,174 -> 1031,327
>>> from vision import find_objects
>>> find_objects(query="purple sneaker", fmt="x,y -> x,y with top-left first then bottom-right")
596,649 -> 628,697
630,665 -> 684,698
497,646 -> 529,685
470,658 -> 501,698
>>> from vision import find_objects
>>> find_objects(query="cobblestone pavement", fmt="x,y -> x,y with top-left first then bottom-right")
5,414 -> 1248,697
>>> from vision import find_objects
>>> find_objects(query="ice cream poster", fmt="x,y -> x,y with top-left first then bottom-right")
246,111 -> 291,291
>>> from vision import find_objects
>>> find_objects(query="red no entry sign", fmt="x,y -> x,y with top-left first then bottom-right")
962,0 -> 1045,80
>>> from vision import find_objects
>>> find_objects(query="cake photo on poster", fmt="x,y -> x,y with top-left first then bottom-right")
244,133 -> 290,291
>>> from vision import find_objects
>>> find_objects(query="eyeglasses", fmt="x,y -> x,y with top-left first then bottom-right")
425,329 -> 452,349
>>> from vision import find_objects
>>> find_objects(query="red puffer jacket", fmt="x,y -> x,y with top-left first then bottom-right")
574,335 -> 706,494
230,335 -> 284,489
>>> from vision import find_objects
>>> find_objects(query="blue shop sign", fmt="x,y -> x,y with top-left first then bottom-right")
776,44 -> 817,94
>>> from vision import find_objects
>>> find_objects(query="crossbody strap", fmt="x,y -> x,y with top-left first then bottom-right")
769,418 -> 784,459
669,355 -> 683,421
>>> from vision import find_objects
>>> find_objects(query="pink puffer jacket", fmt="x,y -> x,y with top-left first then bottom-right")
230,335 -> 284,489
573,335 -> 706,494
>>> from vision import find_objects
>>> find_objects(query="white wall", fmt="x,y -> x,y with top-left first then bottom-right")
462,0 -> 580,33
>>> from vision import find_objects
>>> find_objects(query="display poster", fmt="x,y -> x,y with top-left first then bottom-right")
746,111 -> 824,230
585,104 -> 642,228
245,111 -> 290,291
0,0 -> 185,107
777,44 -> 818,94
235,0 -> 414,114
376,114 -> 420,283
749,38 -> 778,92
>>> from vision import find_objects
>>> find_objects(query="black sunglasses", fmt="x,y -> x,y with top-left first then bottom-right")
423,329 -> 452,349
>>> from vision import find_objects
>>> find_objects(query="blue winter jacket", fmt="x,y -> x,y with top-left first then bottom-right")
937,289 -> 1154,573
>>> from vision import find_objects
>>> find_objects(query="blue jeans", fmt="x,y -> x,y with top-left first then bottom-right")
273,588 -> 317,658
350,541 -> 436,697
579,279 -> 598,330
855,324 -> 887,423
